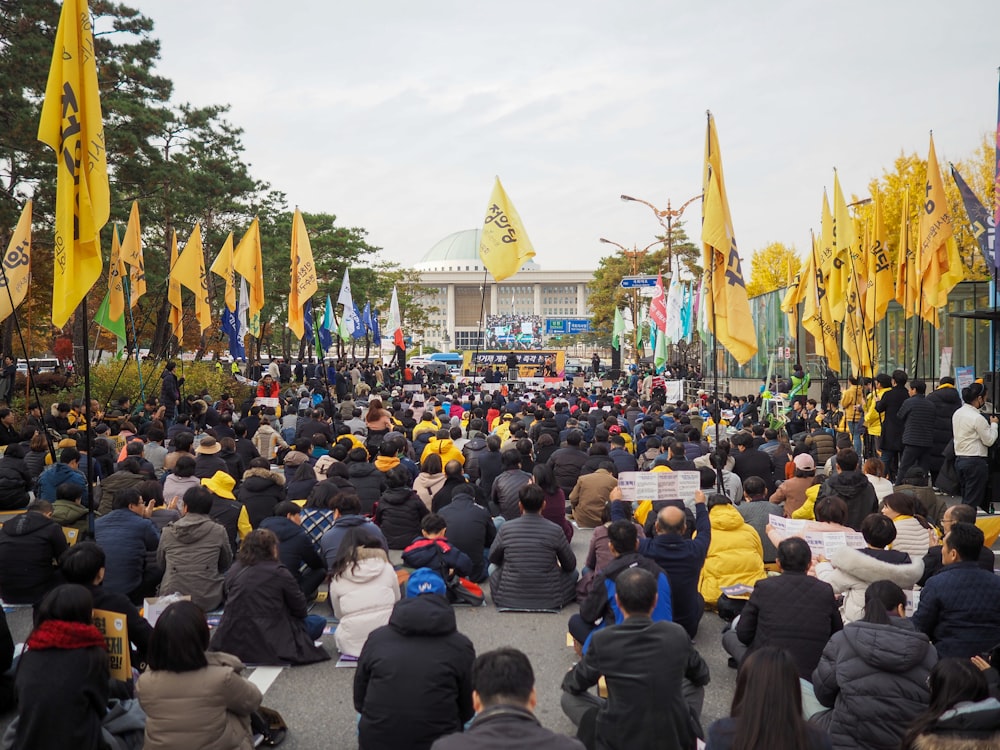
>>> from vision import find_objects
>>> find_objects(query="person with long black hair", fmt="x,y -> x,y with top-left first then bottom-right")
10,584 -> 109,750
900,658 -> 1000,749
705,646 -> 831,750
811,580 -> 936,749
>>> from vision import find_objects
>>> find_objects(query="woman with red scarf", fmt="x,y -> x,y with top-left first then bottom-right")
11,584 -> 109,750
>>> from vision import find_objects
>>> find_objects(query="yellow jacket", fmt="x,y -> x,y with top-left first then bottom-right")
791,483 -> 822,520
838,384 -> 864,432
420,437 -> 465,467
697,503 -> 766,605
864,386 -> 889,437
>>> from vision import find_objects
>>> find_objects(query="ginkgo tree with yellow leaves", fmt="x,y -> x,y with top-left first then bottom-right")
746,242 -> 801,297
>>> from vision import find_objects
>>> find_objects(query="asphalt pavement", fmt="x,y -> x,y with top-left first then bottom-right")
0,524 -> 739,749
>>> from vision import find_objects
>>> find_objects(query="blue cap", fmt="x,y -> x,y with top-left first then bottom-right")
406,568 -> 447,598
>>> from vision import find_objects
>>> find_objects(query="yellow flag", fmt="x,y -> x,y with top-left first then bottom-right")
479,177 -> 536,282
119,201 -> 145,308
780,255 -> 805,334
701,113 -> 757,365
802,234 -> 840,373
288,208 -> 318,338
827,172 -> 854,323
233,218 -> 264,336
919,134 -> 963,324
173,223 -> 211,333
168,230 -> 183,341
866,191 -> 893,324
0,201 -> 32,324
895,191 -> 921,320
209,232 -> 236,312
108,225 -> 125,323
37,0 -> 109,327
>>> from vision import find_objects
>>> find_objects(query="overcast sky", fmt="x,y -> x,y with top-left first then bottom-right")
140,0 -> 1000,275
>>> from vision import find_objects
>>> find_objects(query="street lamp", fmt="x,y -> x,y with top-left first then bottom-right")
599,237 -> 664,367
620,193 -> 703,282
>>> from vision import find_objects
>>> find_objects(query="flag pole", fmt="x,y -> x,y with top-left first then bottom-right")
79,294 -> 96,536
704,110 -> 723,494
123,274 -> 146,402
471,265 -> 489,390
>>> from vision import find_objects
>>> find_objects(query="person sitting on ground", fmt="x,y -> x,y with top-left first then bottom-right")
611,486 -> 711,639
94,487 -> 162,605
319,491 -> 387,567
724,536 -> 843,680
402,513 -> 474,588
201,470 -> 250,556
489,484 -> 578,611
51,481 -> 89,531
36,445 -> 88,507
376,465 -> 429,549
814,512 -> 924,623
0,443 -> 31,511
768,453 -> 819,517
210,528 -> 329,666
880,491 -> 935,560
892,466 -> 946,525
59,541 -> 154,666
490,450 -> 532,521
698,493 -> 767,620
817,448 -> 878,530
259,501 -> 327,600
736,476 -> 778,564
912,521 -> 1000,659
437,485 -> 497,584
327,526 -> 400,659
862,457 -> 895,503
137,600 -> 263,750
0,498 -> 69,605
898,658 -> 1000,749
705,646 -> 832,750
11,584 -> 110,750
919,503 -> 996,585
569,461 -> 618,529
811,580 -> 937,750
431,647 -> 585,749
237,457 -> 286,530
157,486 -> 233,611
532,463 -> 574,543
355,568 -> 476,750
562,567 -> 710,750
570,520 -> 671,654
163,453 -> 200,505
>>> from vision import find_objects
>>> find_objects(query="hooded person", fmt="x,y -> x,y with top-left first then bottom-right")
237,458 -> 286,529
375,466 -> 429,549
345,447 -> 387,515
816,448 -> 878,531
354,568 -> 475,750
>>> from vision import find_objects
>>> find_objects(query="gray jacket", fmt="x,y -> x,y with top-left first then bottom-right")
489,513 -> 577,610
157,513 -> 233,611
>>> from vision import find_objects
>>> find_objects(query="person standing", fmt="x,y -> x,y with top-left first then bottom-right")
894,380 -> 936,482
874,369 -> 909,480
951,382 -> 998,510
159,361 -> 182,428
591,352 -> 601,377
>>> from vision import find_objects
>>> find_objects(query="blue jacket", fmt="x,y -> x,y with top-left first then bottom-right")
912,561 -> 1000,658
36,462 -> 88,506
94,508 -> 160,596
613,500 -> 710,638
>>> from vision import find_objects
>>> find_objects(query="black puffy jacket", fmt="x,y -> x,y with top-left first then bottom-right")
898,394 -> 937,448
374,487 -> 428,549
461,437 -> 488,483
237,468 -> 286,528
926,385 -> 962,473
0,450 -> 31,510
354,595 -> 474,750
812,618 -> 936,750
347,461 -> 387,515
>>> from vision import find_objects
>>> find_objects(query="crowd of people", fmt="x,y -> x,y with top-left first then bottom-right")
0,358 -> 997,749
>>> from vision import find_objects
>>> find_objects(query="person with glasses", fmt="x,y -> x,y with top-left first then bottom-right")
94,486 -> 162,605
918,503 -> 997,586
952,382 -> 998,511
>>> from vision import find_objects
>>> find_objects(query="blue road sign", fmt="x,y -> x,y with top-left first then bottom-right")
620,275 -> 657,288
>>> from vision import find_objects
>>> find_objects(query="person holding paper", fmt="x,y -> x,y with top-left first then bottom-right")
813,513 -> 924,623
697,494 -> 766,617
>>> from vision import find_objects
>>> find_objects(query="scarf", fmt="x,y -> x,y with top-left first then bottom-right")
27,620 -> 107,651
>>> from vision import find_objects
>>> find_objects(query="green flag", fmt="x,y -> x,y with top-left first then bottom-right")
611,308 -> 625,351
94,289 -> 126,355
654,327 -> 667,371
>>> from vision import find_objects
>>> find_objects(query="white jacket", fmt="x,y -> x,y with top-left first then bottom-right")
327,548 -> 400,657
816,545 -> 924,623
889,516 -> 933,560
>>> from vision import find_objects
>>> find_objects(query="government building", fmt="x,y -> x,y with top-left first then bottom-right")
409,228 -> 596,351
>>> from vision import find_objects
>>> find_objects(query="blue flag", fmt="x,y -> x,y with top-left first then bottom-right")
372,309 -> 381,347
221,305 -> 245,361
362,302 -> 373,333
352,303 -> 366,339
